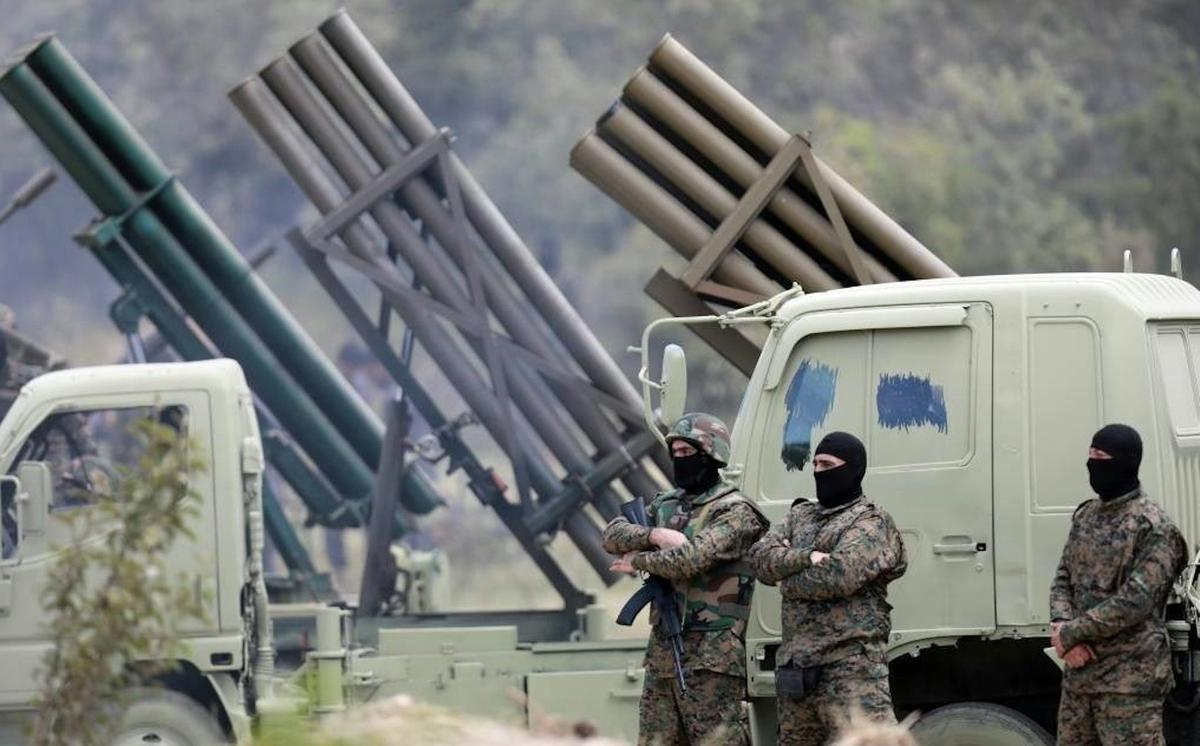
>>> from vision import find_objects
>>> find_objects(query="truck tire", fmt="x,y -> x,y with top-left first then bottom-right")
113,688 -> 229,746
910,702 -> 1053,746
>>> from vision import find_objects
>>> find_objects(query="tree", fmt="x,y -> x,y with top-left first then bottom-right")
31,417 -> 208,746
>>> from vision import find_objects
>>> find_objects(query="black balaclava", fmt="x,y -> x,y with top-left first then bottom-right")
672,445 -> 722,495
1088,423 -> 1142,501
814,431 -> 867,509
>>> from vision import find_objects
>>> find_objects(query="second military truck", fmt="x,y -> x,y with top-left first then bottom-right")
4,270 -> 1200,744
638,271 -> 1200,743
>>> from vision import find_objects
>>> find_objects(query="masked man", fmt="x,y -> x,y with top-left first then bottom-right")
602,413 -> 768,745
1050,424 -> 1187,745
749,431 -> 907,745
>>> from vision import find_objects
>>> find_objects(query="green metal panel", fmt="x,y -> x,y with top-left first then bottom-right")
352,624 -> 647,738
377,626 -> 518,655
526,669 -> 641,741
97,243 -> 319,571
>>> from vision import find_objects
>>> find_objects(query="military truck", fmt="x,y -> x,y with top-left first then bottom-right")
0,360 -> 271,742
634,271 -> 1200,743
9,271 -> 1200,746
570,31 -> 1200,743
0,358 -> 653,744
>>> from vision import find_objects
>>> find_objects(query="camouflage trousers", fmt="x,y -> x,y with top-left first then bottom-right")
1057,690 -> 1165,745
638,669 -> 750,745
777,652 -> 895,746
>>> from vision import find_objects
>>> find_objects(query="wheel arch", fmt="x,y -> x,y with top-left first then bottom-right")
126,659 -> 237,740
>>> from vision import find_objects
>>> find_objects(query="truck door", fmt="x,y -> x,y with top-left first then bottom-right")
0,394 -> 218,705
746,303 -> 995,658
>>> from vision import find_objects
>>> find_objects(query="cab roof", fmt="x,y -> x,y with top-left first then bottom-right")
19,359 -> 250,401
777,273 -> 1200,322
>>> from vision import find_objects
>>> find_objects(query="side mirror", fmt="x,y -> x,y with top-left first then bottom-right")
15,461 -> 50,534
660,344 -> 688,426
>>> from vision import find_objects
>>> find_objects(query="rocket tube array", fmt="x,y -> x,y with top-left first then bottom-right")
316,12 -> 657,436
235,76 -> 616,581
0,36 -> 440,531
571,34 -> 955,307
231,11 -> 669,582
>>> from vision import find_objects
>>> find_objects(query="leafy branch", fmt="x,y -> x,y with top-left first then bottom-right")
30,416 -> 209,746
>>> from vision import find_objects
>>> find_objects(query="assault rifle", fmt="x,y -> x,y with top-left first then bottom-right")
615,495 -> 687,691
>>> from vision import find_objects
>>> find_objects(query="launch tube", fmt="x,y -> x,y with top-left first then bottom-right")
570,134 -> 781,298
647,35 -> 954,279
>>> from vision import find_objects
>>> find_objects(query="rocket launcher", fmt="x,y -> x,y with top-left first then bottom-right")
0,36 -> 439,569
572,34 -> 956,374
229,10 -> 673,607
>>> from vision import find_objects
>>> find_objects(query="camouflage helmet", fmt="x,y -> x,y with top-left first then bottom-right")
665,412 -> 731,465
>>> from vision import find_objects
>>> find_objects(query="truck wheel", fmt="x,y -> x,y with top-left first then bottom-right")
113,688 -> 229,746
910,702 -> 1053,746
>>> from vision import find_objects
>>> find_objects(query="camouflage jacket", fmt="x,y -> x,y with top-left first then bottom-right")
748,496 -> 907,667
601,480 -> 768,677
1050,489 -> 1187,695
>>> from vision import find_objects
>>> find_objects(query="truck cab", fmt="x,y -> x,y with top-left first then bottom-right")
645,272 -> 1200,742
0,359 -> 260,742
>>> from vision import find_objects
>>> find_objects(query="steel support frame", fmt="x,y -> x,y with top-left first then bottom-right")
284,127 -> 670,610
302,132 -> 647,428
316,10 -> 659,480
299,137 -> 652,457
643,269 -> 762,376
291,229 -> 592,610
358,399 -> 412,616
250,53 -> 638,524
288,134 -> 614,610
647,133 -> 871,372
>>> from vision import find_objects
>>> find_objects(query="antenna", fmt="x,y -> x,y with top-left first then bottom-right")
1123,249 -> 1133,273
1171,248 -> 1183,280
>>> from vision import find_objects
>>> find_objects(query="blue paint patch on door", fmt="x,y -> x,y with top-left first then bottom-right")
780,359 -> 838,471
877,373 -> 948,433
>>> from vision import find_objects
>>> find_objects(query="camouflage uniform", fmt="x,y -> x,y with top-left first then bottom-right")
602,413 -> 768,746
1050,488 -> 1187,746
749,496 -> 907,746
